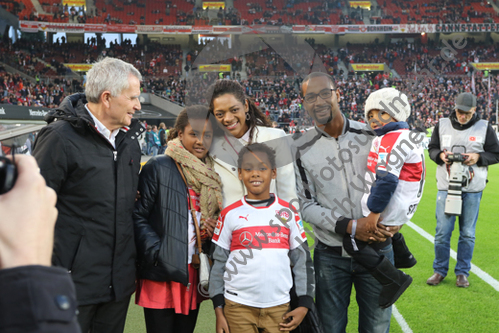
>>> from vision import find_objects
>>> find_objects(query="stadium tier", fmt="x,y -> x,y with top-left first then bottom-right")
1,0 -> 498,131
3,0 -> 499,25
378,0 -> 499,24
1,36 -> 498,129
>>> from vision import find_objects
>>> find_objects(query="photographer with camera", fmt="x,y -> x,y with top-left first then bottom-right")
0,155 -> 80,333
426,92 -> 499,288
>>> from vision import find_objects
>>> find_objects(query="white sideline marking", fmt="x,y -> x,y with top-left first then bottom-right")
407,221 -> 499,292
392,305 -> 413,333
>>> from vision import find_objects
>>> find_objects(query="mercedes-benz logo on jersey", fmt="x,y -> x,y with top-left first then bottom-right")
239,231 -> 253,247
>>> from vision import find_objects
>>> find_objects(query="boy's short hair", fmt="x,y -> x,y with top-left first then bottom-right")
237,143 -> 276,169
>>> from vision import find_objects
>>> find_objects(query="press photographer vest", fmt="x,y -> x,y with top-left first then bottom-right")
437,118 -> 488,192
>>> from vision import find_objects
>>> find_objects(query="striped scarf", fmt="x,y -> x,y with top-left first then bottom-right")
165,138 -> 223,233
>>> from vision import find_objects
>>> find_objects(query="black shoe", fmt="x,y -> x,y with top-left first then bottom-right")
392,233 -> 417,269
370,256 -> 413,308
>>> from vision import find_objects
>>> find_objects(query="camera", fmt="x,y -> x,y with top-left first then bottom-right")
444,146 -> 473,216
0,157 -> 17,194
447,153 -> 466,163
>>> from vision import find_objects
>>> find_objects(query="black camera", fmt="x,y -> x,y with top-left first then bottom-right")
447,152 -> 466,163
0,157 -> 17,194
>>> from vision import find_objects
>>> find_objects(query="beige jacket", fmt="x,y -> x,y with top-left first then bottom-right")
210,126 -> 298,208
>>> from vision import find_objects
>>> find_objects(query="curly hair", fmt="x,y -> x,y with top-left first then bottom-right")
237,142 -> 276,169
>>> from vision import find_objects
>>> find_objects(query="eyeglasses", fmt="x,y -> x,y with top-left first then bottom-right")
304,88 -> 337,103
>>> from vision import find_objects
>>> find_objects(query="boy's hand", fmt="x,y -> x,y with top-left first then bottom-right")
279,306 -> 308,331
378,223 -> 401,235
215,307 -> 230,333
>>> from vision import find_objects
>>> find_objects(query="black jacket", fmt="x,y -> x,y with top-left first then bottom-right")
33,93 -> 145,306
428,111 -> 499,166
133,155 -> 196,286
0,266 -> 80,333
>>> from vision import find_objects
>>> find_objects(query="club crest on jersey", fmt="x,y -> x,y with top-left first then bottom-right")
276,209 -> 290,221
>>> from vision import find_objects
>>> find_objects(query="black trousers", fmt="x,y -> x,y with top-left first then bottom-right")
77,296 -> 131,333
144,307 -> 200,333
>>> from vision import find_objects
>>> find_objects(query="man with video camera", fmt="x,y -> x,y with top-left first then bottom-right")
427,92 -> 499,288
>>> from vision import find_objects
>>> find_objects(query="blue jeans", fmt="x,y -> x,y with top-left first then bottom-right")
149,145 -> 158,156
314,242 -> 393,333
433,190 -> 482,277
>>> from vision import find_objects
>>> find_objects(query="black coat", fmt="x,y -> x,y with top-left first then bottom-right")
0,266 -> 81,333
33,93 -> 145,306
133,155 -> 193,285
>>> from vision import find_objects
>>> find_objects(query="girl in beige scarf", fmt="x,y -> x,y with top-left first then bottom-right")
165,106 -> 223,239
134,105 -> 223,332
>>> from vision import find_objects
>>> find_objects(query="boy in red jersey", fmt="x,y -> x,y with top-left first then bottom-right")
209,143 -> 315,333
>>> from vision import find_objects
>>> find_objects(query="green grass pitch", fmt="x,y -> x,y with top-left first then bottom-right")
125,150 -> 499,332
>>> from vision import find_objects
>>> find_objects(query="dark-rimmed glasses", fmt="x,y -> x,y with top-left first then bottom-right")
304,88 -> 337,103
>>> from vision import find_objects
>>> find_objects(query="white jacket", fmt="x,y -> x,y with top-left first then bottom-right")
210,126 -> 298,208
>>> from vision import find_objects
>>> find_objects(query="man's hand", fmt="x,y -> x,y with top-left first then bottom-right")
353,217 -> 388,243
215,307 -> 230,333
204,217 -> 217,238
364,212 -> 380,233
439,151 -> 451,164
279,306 -> 308,331
0,155 -> 58,269
463,153 -> 480,166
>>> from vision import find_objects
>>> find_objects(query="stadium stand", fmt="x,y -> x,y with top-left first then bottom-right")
1,34 -> 498,132
378,0 -> 499,24
2,0 -> 499,25
1,1 -> 498,132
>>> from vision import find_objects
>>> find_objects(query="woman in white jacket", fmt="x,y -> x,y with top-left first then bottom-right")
207,79 -> 298,208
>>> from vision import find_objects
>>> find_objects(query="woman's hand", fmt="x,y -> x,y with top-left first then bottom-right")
279,306 -> 308,331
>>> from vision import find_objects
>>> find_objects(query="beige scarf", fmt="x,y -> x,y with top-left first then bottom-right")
165,138 -> 223,233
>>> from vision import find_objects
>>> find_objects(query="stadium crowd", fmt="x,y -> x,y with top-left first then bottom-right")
1,37 -> 498,131
5,0 -> 499,26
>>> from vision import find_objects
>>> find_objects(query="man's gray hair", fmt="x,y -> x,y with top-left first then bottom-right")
85,57 -> 142,103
